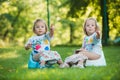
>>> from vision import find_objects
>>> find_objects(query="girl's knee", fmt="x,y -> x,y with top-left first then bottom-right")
40,60 -> 46,64
92,54 -> 101,60
57,59 -> 63,64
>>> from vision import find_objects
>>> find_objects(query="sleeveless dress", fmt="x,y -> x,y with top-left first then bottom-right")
25,33 -> 61,68
82,32 -> 106,66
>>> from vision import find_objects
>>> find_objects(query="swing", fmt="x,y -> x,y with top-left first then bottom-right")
28,53 -> 40,68
28,1 -> 57,68
28,53 -> 57,68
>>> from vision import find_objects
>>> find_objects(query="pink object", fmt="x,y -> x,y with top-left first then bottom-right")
35,44 -> 41,50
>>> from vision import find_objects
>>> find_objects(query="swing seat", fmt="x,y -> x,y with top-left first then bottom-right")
28,54 -> 40,68
85,52 -> 106,66
28,53 -> 55,68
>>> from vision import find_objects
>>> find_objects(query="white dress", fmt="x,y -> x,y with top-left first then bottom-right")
25,33 -> 61,62
82,32 -> 106,66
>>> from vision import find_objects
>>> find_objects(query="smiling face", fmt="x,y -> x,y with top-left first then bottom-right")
33,19 -> 48,36
34,21 -> 46,36
84,19 -> 97,36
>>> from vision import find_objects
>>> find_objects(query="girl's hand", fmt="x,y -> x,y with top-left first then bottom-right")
50,24 -> 54,37
79,48 -> 86,52
75,48 -> 86,54
96,30 -> 100,39
25,43 -> 32,50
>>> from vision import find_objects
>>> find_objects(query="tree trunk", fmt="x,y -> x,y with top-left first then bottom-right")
69,23 -> 74,43
101,0 -> 109,46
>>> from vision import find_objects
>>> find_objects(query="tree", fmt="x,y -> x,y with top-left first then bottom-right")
60,0 -> 120,45
101,0 -> 109,46
0,0 -> 47,43
59,19 -> 75,43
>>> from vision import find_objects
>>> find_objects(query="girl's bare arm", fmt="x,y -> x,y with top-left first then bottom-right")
49,24 -> 54,38
96,31 -> 100,39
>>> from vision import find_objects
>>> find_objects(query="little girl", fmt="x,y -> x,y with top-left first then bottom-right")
25,19 -> 63,68
60,17 -> 106,68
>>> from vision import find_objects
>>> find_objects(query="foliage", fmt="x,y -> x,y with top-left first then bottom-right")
107,0 -> 120,39
0,46 -> 120,80
61,0 -> 120,45
0,0 -> 48,45
0,0 -> 120,47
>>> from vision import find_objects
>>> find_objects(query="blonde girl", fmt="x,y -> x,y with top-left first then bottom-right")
25,19 -> 63,68
60,17 -> 106,68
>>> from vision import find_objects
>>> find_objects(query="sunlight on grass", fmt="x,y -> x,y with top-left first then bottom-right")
0,65 -> 3,69
0,46 -> 120,80
0,51 -> 20,59
21,64 -> 28,69
24,69 -> 50,79
25,69 -> 64,79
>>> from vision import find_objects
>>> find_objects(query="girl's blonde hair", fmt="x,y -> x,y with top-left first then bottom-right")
33,19 -> 48,33
83,17 -> 100,36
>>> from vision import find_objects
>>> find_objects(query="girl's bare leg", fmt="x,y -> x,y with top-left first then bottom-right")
40,60 -> 46,68
59,59 -> 71,68
57,60 -> 63,65
33,53 -> 41,62
59,62 -> 70,68
40,60 -> 46,65
77,60 -> 84,65
75,60 -> 85,68
79,51 -> 101,60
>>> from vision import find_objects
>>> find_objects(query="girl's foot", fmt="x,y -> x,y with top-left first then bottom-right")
60,63 -> 70,68
72,64 -> 84,68
40,65 -> 46,69
76,64 -> 84,68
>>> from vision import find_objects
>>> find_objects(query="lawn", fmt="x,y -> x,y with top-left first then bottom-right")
0,46 -> 120,80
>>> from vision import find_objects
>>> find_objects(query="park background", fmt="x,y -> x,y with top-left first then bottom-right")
0,0 -> 120,80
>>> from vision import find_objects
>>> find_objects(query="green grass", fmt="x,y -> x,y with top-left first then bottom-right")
0,46 -> 120,80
